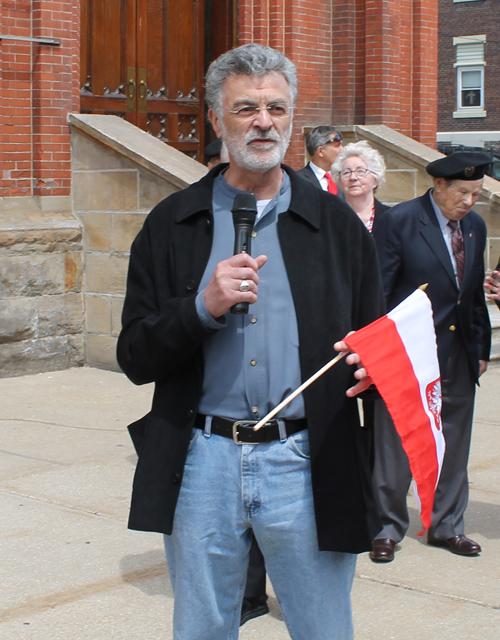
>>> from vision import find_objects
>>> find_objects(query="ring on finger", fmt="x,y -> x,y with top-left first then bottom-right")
239,280 -> 250,292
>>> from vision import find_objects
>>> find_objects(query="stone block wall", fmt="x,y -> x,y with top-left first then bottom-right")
69,114 -> 207,372
0,197 -> 84,377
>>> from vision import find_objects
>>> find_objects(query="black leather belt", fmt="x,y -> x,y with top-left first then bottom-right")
194,414 -> 307,445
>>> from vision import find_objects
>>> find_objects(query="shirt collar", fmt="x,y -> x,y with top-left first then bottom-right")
309,161 -> 327,180
213,170 -> 291,223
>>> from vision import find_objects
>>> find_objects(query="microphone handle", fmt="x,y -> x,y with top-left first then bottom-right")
230,226 -> 253,315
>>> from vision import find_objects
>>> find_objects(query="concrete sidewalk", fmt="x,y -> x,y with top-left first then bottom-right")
1,365 -> 499,639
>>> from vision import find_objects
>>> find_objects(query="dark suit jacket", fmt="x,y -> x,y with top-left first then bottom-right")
117,163 -> 385,553
296,162 -> 346,200
373,189 -> 491,381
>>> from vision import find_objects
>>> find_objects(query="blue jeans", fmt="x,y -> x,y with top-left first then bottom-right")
164,420 -> 356,640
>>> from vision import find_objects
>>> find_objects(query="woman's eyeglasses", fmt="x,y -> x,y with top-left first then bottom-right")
339,167 -> 377,180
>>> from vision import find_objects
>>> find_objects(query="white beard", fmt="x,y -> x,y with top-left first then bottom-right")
221,120 -> 292,172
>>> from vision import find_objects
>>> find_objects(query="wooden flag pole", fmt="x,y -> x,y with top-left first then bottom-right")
253,351 -> 346,431
254,286 -> 428,432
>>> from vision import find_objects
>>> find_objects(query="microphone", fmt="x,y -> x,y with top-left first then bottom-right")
231,192 -> 257,315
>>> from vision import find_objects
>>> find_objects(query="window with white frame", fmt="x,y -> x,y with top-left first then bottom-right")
458,68 -> 483,108
453,35 -> 486,118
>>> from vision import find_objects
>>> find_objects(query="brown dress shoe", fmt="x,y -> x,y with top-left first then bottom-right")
369,538 -> 396,563
428,534 -> 481,556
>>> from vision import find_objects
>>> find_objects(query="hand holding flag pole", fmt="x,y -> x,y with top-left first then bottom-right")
253,351 -> 347,431
252,286 -> 444,535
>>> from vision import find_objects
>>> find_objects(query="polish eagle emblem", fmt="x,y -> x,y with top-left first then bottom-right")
426,378 -> 442,431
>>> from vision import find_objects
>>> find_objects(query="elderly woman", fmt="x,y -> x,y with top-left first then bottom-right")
333,141 -> 388,462
332,140 -> 388,232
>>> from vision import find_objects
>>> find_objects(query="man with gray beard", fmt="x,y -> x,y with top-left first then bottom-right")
118,43 -> 384,640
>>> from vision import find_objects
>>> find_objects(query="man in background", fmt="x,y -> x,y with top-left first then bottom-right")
297,125 -> 345,198
371,152 -> 491,563
204,138 -> 230,170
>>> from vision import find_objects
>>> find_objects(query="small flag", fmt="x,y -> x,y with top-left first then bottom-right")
344,289 -> 446,533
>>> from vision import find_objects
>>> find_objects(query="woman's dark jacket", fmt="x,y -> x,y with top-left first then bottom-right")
117,164 -> 385,554
373,198 -> 390,232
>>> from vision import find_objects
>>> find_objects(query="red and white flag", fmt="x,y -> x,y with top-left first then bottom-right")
344,289 -> 446,533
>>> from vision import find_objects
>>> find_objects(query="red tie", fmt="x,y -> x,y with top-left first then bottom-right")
325,172 -> 338,195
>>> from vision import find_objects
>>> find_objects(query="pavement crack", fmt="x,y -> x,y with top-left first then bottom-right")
0,418 -> 121,432
0,564 -> 168,622
0,448 -> 68,466
0,486 -> 126,522
356,573 -> 500,610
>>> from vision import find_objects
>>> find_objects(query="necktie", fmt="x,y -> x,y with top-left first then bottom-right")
325,172 -> 338,195
448,220 -> 465,287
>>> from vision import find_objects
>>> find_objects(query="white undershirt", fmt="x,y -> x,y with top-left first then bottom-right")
256,199 -> 271,221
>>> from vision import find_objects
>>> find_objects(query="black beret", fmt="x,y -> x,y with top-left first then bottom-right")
426,151 -> 491,181
204,138 -> 223,159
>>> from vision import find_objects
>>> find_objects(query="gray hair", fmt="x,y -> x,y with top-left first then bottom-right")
205,43 -> 298,115
305,125 -> 341,156
332,140 -> 387,189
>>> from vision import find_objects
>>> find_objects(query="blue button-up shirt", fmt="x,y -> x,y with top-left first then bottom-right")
195,171 -> 305,421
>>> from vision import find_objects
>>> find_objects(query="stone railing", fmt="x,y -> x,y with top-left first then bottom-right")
68,113 -> 207,371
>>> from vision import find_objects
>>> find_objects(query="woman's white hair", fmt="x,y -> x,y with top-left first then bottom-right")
332,140 -> 387,190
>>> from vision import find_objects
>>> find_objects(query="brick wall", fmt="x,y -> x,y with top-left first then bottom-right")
239,0 -> 337,168
239,0 -> 439,166
1,0 -> 80,198
2,1 -> 439,190
439,0 -> 500,133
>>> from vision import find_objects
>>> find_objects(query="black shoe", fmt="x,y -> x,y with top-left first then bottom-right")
428,534 -> 481,556
240,595 -> 269,626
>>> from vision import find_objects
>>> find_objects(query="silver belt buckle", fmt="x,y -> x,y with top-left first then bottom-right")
232,420 -> 258,445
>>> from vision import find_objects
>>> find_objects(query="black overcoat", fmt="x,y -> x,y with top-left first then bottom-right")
373,189 -> 491,380
117,164 -> 385,553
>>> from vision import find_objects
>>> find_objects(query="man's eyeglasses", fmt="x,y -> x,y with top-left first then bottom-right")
225,104 -> 293,120
324,134 -> 343,145
339,167 -> 377,180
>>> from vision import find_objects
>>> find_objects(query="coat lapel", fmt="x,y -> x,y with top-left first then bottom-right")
419,191 -> 457,289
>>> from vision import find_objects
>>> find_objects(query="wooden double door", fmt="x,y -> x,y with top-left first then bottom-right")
80,0 -> 236,160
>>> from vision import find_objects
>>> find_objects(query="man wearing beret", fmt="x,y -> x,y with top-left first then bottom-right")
370,152 -> 492,562
204,138 -> 230,170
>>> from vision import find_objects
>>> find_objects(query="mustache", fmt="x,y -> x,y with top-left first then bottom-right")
245,129 -> 281,144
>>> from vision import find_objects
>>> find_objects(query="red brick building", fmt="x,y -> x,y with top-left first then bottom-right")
437,0 -> 500,153
2,0 -> 438,201
1,1 -> 80,198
